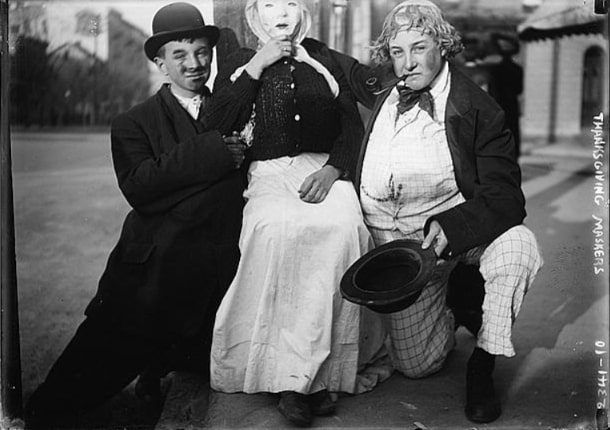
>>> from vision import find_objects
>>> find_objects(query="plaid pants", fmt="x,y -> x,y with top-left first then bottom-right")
368,225 -> 543,378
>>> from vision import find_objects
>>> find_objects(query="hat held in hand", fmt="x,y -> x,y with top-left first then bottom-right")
144,2 -> 220,61
341,239 -> 436,313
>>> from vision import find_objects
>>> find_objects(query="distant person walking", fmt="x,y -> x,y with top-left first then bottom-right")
488,33 -> 523,158
25,3 -> 246,427
456,35 -> 493,93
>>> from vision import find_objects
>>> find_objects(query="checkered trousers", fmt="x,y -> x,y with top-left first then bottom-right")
461,225 -> 543,356
368,224 -> 543,378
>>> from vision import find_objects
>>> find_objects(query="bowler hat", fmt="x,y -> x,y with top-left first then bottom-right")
341,239 -> 436,313
144,2 -> 220,61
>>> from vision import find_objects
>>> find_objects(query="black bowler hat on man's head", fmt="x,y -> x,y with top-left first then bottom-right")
144,2 -> 220,61
340,239 -> 436,313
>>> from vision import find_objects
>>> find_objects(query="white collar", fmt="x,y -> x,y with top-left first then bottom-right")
170,87 -> 202,106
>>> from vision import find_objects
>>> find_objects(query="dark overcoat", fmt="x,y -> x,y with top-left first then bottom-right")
84,84 -> 244,342
336,58 -> 526,255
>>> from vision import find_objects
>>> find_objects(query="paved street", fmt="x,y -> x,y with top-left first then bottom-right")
11,131 -> 150,428
9,131 -> 609,429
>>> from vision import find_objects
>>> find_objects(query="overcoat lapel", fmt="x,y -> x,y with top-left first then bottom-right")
445,66 -> 476,197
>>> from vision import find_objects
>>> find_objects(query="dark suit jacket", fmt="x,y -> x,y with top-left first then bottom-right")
84,84 -> 245,342
334,55 -> 525,255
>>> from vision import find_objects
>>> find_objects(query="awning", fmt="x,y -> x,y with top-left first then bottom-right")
518,0 -> 607,41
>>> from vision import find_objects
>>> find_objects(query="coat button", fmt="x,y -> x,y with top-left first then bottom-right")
294,114 -> 300,121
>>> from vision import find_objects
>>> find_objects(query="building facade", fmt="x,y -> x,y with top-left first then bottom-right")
8,0 -> 150,126
521,34 -> 608,141
518,0 -> 608,142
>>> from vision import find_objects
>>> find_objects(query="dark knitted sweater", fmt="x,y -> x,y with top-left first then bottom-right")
205,38 -> 363,176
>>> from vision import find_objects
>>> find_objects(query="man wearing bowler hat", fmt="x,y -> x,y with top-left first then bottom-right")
25,3 -> 246,427
334,0 -> 543,424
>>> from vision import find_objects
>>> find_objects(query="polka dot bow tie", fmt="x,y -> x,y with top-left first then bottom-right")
396,82 -> 434,119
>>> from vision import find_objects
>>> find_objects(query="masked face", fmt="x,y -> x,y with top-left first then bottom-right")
155,37 -> 212,98
257,0 -> 301,39
389,29 -> 444,90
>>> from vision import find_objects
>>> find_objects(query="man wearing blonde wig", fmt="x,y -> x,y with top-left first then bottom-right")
333,0 -> 543,424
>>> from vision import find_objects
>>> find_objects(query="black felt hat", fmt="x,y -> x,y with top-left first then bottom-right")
144,2 -> 220,61
340,239 -> 436,313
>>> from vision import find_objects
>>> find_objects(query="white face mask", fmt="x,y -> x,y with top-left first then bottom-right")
246,0 -> 311,45
257,0 -> 301,39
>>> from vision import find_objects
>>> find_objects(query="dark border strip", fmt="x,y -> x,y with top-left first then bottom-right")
1,0 -> 24,423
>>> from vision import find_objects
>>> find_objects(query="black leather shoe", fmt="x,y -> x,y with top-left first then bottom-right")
465,347 -> 501,423
25,386 -> 92,429
278,391 -> 313,427
135,371 -> 163,412
308,390 -> 337,416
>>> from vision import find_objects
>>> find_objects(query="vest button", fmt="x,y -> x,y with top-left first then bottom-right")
294,114 -> 301,121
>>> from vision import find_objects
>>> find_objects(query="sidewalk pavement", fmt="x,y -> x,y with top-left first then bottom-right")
156,298 -> 604,429
156,295 -> 605,430
155,140 -> 606,429
521,139 -> 591,159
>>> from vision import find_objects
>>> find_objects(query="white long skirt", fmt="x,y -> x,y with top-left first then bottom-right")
210,153 -> 373,394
